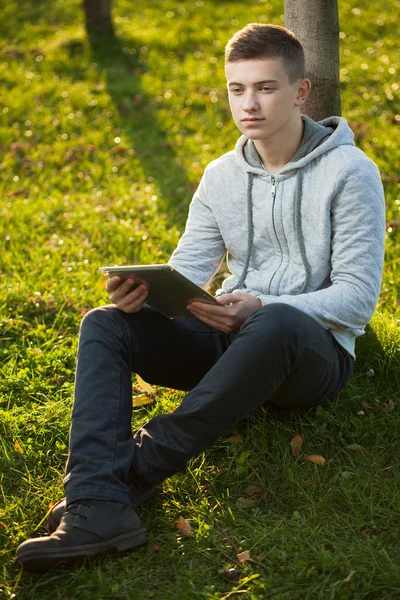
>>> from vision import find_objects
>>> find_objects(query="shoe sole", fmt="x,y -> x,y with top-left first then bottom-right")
45,486 -> 158,535
16,528 -> 146,573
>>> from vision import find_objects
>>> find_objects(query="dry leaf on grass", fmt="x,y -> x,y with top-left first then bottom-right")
290,432 -> 303,458
14,441 -> 24,454
346,443 -> 364,452
237,550 -> 251,562
0,522 -> 7,529
279,482 -> 290,489
342,569 -> 356,583
151,539 -> 161,552
244,484 -> 262,497
236,497 -> 256,509
132,393 -> 154,408
362,399 -> 395,413
177,516 -> 193,537
226,434 -> 243,443
136,374 -> 156,396
305,454 -> 326,465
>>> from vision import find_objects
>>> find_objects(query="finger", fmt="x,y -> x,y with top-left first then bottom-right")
188,307 -> 231,331
106,275 -> 121,293
117,288 -> 148,313
115,284 -> 147,308
188,301 -> 231,316
215,292 -> 245,304
109,278 -> 137,303
107,276 -> 135,295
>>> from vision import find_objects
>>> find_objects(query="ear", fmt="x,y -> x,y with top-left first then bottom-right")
294,78 -> 311,106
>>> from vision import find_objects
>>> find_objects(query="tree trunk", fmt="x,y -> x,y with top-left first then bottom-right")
284,0 -> 341,120
83,0 -> 114,37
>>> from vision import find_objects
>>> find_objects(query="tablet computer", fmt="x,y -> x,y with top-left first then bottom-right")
99,264 -> 217,319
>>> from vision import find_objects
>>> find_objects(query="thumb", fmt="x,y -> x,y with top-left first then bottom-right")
215,292 -> 240,304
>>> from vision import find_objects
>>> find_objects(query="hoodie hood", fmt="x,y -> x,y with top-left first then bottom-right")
237,116 -> 355,175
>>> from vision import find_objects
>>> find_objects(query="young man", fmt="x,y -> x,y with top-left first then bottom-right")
16,23 -> 385,571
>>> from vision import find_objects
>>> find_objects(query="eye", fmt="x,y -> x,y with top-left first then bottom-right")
230,88 -> 243,94
260,86 -> 273,92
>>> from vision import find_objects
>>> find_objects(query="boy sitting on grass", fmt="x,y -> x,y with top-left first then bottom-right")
16,23 -> 385,572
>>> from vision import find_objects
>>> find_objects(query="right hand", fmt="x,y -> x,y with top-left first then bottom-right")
106,276 -> 148,313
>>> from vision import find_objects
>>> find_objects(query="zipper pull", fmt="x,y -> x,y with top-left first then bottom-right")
271,176 -> 276,199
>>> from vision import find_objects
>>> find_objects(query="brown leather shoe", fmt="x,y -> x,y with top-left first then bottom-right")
16,499 -> 146,573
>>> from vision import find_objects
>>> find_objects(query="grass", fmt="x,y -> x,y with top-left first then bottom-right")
0,0 -> 399,598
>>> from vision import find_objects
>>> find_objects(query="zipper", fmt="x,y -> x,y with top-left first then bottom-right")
268,175 -> 283,294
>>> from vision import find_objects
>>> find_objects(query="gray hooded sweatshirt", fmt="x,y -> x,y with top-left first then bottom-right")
169,116 -> 386,359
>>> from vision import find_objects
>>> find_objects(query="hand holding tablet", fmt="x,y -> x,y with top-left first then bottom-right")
99,264 -> 217,319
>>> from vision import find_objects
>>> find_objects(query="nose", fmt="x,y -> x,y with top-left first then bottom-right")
242,91 -> 259,112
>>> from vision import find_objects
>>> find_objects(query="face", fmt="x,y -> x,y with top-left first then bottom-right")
225,58 -> 308,142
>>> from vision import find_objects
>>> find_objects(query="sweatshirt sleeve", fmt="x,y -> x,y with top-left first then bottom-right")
168,170 -> 226,288
246,160 -> 386,335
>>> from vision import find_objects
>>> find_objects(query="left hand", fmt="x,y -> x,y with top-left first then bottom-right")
187,291 -> 262,333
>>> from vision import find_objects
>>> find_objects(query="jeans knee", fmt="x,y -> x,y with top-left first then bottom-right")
245,303 -> 306,344
80,305 -> 122,336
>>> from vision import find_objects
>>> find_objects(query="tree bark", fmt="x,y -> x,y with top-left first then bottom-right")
284,0 -> 341,120
83,0 -> 114,37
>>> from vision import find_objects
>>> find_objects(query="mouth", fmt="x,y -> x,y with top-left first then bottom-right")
241,118 -> 265,122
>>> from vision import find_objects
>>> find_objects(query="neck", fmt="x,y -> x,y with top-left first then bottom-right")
253,114 -> 305,174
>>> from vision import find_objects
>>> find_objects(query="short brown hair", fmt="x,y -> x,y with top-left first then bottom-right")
225,23 -> 305,83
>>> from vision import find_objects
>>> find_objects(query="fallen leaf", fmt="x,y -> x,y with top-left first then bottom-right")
223,567 -> 241,581
226,434 -> 243,443
362,401 -> 375,410
303,479 -> 312,487
14,441 -> 24,454
305,454 -> 326,465
237,550 -> 251,562
236,497 -> 256,509
132,393 -> 154,408
290,432 -> 303,458
48,501 -> 55,510
360,526 -> 376,535
244,484 -> 262,497
382,465 -> 393,471
177,516 -> 193,537
362,399 -> 395,413
381,399 -> 395,412
136,374 -> 156,396
346,443 -> 364,452
151,539 -> 161,552
342,569 -> 356,583
0,522 -> 7,529
279,482 -> 291,489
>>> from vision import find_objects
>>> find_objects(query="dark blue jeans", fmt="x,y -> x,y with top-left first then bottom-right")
64,303 -> 353,505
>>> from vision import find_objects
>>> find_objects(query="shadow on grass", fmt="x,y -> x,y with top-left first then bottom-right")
59,31 -> 196,228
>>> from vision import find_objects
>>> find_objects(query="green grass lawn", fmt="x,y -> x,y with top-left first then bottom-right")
1,0 -> 399,598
